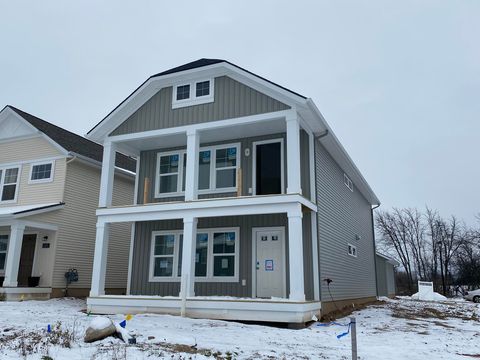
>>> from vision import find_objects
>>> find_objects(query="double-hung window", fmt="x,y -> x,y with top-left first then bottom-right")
150,232 -> 181,280
0,166 -> 21,203
150,228 -> 239,282
214,147 -> 237,190
156,152 -> 185,196
155,143 -> 239,197
29,161 -> 54,183
0,234 -> 8,272
212,231 -> 236,277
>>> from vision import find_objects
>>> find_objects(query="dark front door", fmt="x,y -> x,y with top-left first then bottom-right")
17,235 -> 36,287
255,141 -> 282,195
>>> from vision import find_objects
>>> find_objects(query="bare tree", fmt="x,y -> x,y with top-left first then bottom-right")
375,209 -> 415,292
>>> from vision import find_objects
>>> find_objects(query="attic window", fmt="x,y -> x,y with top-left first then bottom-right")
176,85 -> 190,101
172,79 -> 214,109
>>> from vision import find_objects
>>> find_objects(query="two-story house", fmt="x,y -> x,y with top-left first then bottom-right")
85,59 -> 381,324
0,106 -> 135,300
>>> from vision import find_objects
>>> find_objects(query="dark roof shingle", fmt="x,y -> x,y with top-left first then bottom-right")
8,106 -> 136,172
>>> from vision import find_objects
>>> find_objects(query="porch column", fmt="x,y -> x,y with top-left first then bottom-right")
180,217 -> 197,297
3,223 -> 26,287
184,130 -> 199,201
287,204 -> 305,301
286,113 -> 302,194
90,222 -> 110,297
98,141 -> 117,207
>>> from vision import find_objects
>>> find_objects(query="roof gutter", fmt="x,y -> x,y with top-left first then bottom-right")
67,152 -> 136,178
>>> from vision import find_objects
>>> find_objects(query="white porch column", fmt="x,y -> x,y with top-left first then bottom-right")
2,223 -> 25,287
286,113 -> 302,194
288,204 -> 305,301
180,217 -> 198,297
90,222 -> 110,297
184,130 -> 199,201
98,141 -> 117,207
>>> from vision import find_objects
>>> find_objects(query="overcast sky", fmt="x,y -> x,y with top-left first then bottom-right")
1,1 -> 478,224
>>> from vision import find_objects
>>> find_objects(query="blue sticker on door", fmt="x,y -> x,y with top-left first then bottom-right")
265,259 -> 274,271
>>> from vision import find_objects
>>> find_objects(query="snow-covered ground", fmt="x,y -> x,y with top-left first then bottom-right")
0,296 -> 478,359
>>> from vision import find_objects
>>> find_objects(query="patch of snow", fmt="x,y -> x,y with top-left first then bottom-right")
0,297 -> 479,359
411,291 -> 447,301
88,316 -> 112,330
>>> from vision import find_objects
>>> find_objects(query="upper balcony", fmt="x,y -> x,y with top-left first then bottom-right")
97,109 -> 317,215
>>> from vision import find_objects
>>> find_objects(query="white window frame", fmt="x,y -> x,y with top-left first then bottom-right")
344,173 -> 353,192
0,165 -> 21,204
348,243 -> 357,258
172,78 -> 214,109
0,233 -> 9,274
149,230 -> 183,282
28,160 -> 55,184
155,151 -> 186,198
148,227 -> 240,283
154,143 -> 241,198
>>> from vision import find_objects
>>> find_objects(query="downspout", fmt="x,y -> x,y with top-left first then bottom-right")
371,203 -> 380,298
312,129 -> 328,302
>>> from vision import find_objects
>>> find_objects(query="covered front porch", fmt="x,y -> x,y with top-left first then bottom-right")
87,196 -> 321,323
0,204 -> 61,300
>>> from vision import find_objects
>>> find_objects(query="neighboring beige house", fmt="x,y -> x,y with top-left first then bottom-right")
0,105 -> 135,300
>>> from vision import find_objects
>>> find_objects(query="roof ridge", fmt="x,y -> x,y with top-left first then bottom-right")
7,105 -> 101,147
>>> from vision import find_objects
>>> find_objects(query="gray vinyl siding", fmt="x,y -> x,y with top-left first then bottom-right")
137,133 -> 288,204
375,255 -> 396,297
375,256 -> 387,297
129,214 -> 315,300
315,141 -> 376,301
110,76 -> 290,136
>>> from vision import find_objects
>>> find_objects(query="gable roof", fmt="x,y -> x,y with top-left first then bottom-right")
151,58 -> 307,99
85,59 -> 380,206
7,106 -> 136,172
87,58 -> 305,136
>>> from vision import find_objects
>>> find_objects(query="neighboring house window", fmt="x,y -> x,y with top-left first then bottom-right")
29,161 -> 54,183
348,243 -> 357,257
0,234 -> 8,271
155,143 -> 240,197
344,173 -> 353,192
172,79 -> 214,109
0,166 -> 20,203
150,228 -> 239,282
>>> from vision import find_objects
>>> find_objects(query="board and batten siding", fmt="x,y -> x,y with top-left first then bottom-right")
110,76 -> 290,136
315,141 -> 377,301
30,160 -> 134,290
0,136 -> 66,208
129,213 -> 315,300
137,133 -> 291,204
